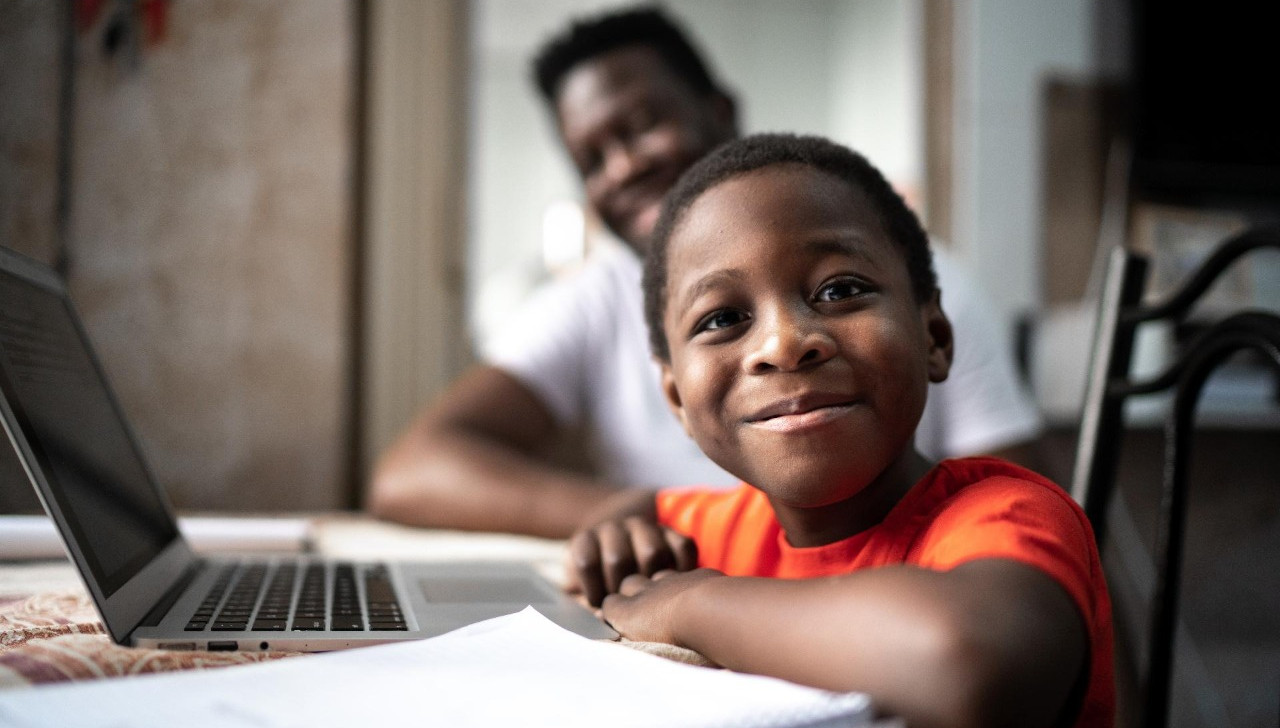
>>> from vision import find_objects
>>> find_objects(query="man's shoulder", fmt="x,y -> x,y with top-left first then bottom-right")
530,239 -> 641,306
497,241 -> 637,326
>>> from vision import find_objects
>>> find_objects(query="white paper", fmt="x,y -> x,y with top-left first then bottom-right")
0,607 -> 873,728
0,515 -> 312,560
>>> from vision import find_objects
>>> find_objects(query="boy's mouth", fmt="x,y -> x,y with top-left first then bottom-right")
745,394 -> 858,433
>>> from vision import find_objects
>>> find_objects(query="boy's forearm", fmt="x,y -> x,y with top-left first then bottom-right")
667,562 -> 1084,728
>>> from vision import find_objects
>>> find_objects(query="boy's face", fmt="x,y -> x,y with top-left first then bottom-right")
659,165 -> 952,510
555,45 -> 736,253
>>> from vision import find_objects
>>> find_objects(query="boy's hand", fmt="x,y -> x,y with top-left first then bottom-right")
601,568 -> 723,644
566,516 -> 698,607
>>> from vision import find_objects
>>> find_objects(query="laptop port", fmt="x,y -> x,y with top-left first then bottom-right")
207,641 -> 238,652
158,642 -> 195,651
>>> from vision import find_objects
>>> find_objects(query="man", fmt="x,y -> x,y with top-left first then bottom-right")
367,6 -> 1043,538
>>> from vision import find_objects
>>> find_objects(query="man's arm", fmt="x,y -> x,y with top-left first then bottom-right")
366,365 -> 623,538
604,560 -> 1087,728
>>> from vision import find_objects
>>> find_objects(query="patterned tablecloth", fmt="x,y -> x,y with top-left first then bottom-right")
0,563 -> 299,689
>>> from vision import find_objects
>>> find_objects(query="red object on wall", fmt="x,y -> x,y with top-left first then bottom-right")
141,0 -> 168,44
75,0 -> 169,45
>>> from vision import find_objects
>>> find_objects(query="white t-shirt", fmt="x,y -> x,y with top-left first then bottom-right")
480,239 -> 1042,488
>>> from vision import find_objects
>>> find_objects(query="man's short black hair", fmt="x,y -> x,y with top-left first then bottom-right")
532,4 -> 725,104
643,133 -> 938,361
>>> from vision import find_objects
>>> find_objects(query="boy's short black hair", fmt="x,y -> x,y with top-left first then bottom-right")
643,133 -> 938,361
532,4 -> 725,104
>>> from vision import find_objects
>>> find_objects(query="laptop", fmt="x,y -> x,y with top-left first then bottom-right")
0,245 -> 616,651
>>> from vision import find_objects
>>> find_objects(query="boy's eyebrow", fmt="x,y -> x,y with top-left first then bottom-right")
673,234 -> 883,311
678,269 -> 748,310
803,235 -> 880,264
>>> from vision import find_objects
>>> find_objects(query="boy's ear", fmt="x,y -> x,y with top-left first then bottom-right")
658,360 -> 692,435
922,290 -> 954,384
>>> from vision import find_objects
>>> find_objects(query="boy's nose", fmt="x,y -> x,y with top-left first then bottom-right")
743,308 -> 837,374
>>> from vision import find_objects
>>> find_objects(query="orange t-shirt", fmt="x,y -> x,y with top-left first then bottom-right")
656,457 -> 1114,728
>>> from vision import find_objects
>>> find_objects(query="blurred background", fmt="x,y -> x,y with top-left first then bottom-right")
2,1 -> 1278,724
0,0 -> 1134,513
2,0 -> 1277,504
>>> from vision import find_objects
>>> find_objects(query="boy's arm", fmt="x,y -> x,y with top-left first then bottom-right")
366,365 -> 624,539
603,559 -> 1086,728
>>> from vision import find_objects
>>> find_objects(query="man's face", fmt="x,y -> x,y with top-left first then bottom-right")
658,165 -> 952,510
554,45 -> 736,253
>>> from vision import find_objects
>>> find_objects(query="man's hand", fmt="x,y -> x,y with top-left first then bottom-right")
601,568 -> 723,644
566,516 -> 698,607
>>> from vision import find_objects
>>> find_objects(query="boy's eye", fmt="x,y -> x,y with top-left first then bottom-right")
814,277 -> 867,303
695,309 -> 748,334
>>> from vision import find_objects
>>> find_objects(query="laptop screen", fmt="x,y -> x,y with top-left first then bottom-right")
0,269 -> 178,597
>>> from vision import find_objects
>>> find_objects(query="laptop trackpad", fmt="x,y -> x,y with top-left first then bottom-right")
419,576 -> 558,604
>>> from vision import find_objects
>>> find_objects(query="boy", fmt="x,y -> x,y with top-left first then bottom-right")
567,134 -> 1113,728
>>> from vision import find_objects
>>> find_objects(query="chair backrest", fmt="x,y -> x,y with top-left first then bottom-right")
1070,226 -> 1280,727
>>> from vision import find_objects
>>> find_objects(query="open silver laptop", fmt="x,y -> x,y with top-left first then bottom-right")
0,246 -> 615,651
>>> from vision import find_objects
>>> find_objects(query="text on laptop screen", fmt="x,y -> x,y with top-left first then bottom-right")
0,273 -> 177,596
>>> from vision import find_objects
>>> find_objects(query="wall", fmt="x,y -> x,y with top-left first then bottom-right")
0,0 -> 355,512
0,0 -> 62,265
951,0 -> 1095,325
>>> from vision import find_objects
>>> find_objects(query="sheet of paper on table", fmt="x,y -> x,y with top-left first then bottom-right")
0,515 -> 313,560
0,607 -> 875,728
309,516 -> 571,583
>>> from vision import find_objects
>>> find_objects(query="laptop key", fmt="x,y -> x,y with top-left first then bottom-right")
330,617 -> 364,631
185,621 -> 207,631
251,619 -> 287,631
292,618 -> 325,631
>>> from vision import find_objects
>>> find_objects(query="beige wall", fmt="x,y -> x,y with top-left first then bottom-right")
1,0 -> 355,511
0,0 -> 62,265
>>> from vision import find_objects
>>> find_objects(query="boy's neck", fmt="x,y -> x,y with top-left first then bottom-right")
769,450 -> 934,548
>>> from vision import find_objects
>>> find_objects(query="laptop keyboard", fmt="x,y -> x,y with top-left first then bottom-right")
184,561 -> 407,633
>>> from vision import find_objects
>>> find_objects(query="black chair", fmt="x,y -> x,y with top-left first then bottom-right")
1070,226 -> 1280,727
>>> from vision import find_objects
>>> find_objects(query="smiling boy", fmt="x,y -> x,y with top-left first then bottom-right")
568,134 -> 1113,728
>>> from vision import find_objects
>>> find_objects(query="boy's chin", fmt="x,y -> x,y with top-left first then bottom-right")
748,468 -> 873,509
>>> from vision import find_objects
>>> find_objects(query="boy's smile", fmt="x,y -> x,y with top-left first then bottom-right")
659,164 -> 952,544
745,392 -> 860,433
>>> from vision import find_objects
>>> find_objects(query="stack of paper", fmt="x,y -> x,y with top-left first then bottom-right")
0,607 -> 875,728
0,515 -> 313,560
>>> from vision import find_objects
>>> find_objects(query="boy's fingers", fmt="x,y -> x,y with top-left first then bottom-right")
617,572 -> 652,597
663,527 -> 699,572
625,517 -> 675,576
595,520 -> 637,596
567,529 -> 607,607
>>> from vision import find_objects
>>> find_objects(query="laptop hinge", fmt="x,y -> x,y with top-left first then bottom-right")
135,560 -> 204,631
